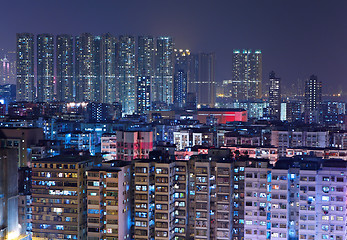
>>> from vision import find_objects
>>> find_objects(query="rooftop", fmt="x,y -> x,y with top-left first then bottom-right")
197,108 -> 246,112
33,154 -> 95,163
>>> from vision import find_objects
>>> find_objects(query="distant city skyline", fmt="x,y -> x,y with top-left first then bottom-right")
0,0 -> 346,95
13,33 -> 218,113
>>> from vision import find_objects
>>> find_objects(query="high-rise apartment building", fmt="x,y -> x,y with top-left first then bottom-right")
196,53 -> 216,108
93,36 -> 102,103
154,37 -> 174,108
101,33 -> 117,104
16,33 -> 35,102
133,160 -> 155,239
269,71 -> 281,120
188,154 -> 233,239
137,36 -> 154,79
56,34 -> 74,102
173,49 -> 191,108
232,49 -> 262,100
37,34 -> 54,102
304,75 -> 322,124
86,161 -> 132,240
31,155 -> 94,239
137,36 -> 155,111
187,53 -> 198,95
240,160 -> 272,240
118,35 -> 136,115
133,158 -> 189,240
75,33 -> 100,102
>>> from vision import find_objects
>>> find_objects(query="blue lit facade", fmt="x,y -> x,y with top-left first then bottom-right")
75,33 -> 100,102
137,76 -> 151,113
118,35 -> 136,115
174,49 -> 191,108
154,37 -> 174,108
16,33 -> 35,102
56,34 -> 74,102
101,33 -> 116,104
37,34 -> 54,102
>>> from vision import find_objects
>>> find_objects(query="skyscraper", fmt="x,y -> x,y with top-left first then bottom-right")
56,34 -> 74,102
173,49 -> 191,108
93,36 -> 102,102
232,49 -> 262,100
196,53 -> 216,107
75,33 -> 100,102
269,71 -> 281,120
137,36 -> 154,80
37,34 -> 54,102
117,35 -> 136,115
137,36 -> 154,110
101,33 -> 117,104
304,74 -> 322,124
154,37 -> 174,108
16,33 -> 35,102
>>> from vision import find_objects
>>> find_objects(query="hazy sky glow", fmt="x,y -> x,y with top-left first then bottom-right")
2,0 -> 347,94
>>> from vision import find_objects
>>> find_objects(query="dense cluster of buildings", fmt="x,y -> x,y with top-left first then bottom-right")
14,33 -> 217,114
2,145 -> 347,240
0,33 -> 346,240
0,105 -> 346,239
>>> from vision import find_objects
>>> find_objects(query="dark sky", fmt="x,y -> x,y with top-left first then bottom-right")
1,0 -> 347,95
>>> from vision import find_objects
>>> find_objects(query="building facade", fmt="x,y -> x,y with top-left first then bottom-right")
56,34 -> 74,102
154,37 -> 174,108
75,33 -> 100,102
232,49 -> 262,101
173,49 -> 191,108
37,34 -> 54,102
31,155 -> 94,239
304,75 -> 322,124
16,33 -> 35,102
118,35 -> 136,115
86,162 -> 132,240
196,53 -> 216,108
101,33 -> 117,104
269,71 -> 281,120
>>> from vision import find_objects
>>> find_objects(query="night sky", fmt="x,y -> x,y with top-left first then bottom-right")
1,0 -> 347,95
